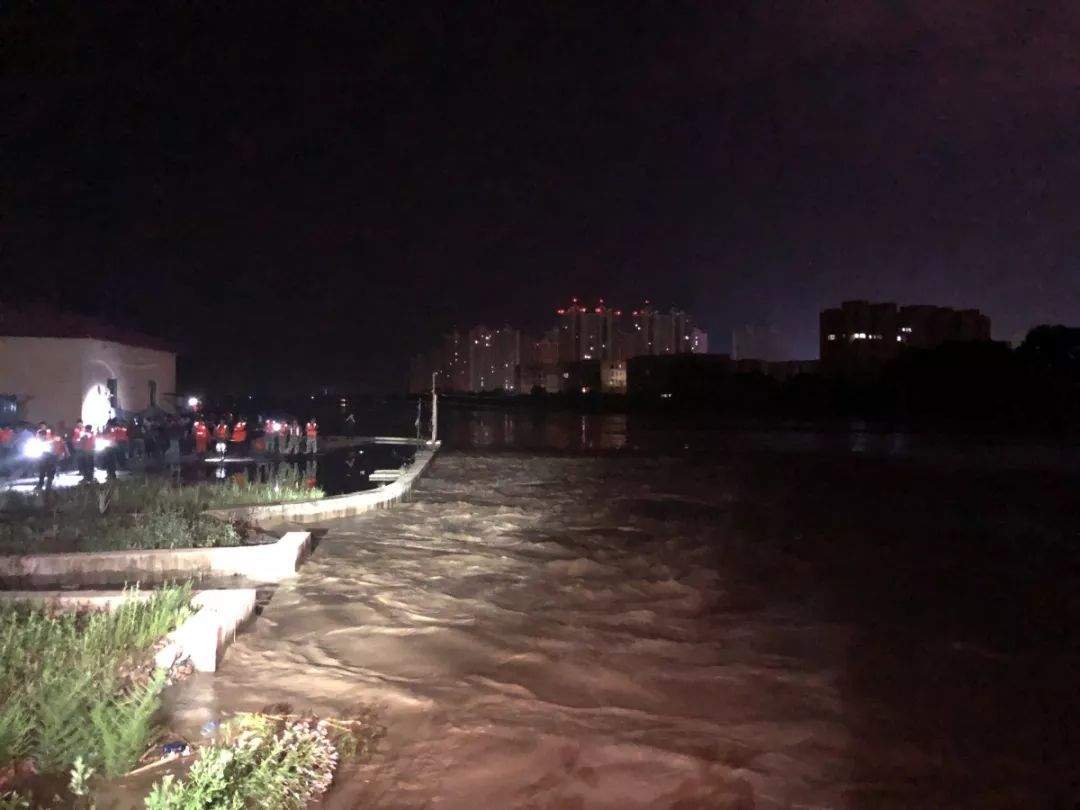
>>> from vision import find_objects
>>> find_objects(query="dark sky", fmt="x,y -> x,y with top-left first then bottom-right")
4,1 -> 1080,391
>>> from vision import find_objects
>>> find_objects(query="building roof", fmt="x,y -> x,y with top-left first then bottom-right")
0,304 -> 178,354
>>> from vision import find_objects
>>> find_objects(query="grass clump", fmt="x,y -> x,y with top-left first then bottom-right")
0,585 -> 192,781
0,474 -> 321,555
145,709 -> 382,810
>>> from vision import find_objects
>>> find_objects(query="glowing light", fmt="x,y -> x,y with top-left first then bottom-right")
82,385 -> 112,429
23,438 -> 46,459
95,438 -> 113,450
187,396 -> 200,408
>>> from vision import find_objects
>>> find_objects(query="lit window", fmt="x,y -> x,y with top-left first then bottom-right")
827,334 -> 836,341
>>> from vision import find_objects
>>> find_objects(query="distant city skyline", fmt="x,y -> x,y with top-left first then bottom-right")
409,298 -> 709,394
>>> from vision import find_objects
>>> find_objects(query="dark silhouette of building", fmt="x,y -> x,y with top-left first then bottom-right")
820,300 -> 991,374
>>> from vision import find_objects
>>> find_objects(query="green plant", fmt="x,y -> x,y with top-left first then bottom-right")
144,711 -> 380,810
91,669 -> 166,776
69,756 -> 95,797
0,586 -> 192,782
0,475 -> 323,555
0,791 -> 29,809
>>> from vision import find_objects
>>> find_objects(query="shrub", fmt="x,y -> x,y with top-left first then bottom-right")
0,586 -> 191,778
145,710 -> 382,809
145,715 -> 338,810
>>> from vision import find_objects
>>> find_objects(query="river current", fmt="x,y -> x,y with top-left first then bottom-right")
163,415 -> 1078,808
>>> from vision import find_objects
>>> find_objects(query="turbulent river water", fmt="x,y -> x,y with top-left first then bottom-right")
164,415 -> 1078,808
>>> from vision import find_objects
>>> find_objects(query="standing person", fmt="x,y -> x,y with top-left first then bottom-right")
192,418 -> 210,455
130,419 -> 146,461
165,418 -> 182,461
304,418 -> 318,455
33,424 -> 58,491
0,424 -> 14,461
114,420 -> 129,467
69,420 -> 85,458
284,420 -> 301,455
263,418 -> 277,454
231,417 -> 248,452
49,429 -> 68,483
100,420 -> 121,479
213,418 -> 229,456
78,424 -> 96,480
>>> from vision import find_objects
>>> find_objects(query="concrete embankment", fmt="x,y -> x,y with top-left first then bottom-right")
0,442 -> 440,587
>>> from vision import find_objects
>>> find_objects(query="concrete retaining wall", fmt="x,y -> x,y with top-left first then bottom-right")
0,588 -> 257,672
0,439 -> 438,594
208,442 -> 440,525
0,531 -> 312,588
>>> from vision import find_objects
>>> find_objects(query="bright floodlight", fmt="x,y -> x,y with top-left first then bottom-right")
23,438 -> 46,459
188,396 -> 200,408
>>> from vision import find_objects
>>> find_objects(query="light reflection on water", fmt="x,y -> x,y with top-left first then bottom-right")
442,409 -> 1078,469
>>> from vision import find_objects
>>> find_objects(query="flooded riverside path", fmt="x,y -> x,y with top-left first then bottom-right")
165,416 -> 1079,808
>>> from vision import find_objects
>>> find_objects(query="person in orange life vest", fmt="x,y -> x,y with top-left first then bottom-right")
304,419 -> 318,455
0,425 -> 15,460
69,420 -> 84,454
192,419 -> 210,455
113,421 -> 130,463
231,418 -> 248,449
77,425 -> 96,480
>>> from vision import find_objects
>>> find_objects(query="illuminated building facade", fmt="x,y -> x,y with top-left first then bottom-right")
0,307 -> 176,426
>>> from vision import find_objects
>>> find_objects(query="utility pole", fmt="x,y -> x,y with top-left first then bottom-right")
431,372 -> 439,443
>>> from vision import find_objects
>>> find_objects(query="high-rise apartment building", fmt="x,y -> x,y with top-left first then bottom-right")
467,325 -> 521,392
820,300 -> 991,373
556,299 -> 621,363
410,300 -> 708,393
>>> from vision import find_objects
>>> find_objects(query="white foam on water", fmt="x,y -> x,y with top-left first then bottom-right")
164,454 -> 853,808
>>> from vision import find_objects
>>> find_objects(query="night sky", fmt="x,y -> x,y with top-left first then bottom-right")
4,2 -> 1080,391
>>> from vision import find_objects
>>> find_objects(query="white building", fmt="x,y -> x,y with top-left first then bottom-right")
0,311 -> 176,428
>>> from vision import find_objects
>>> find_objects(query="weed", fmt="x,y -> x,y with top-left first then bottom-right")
0,586 -> 191,779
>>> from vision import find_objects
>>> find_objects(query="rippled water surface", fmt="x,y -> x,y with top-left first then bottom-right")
164,418 -> 1078,808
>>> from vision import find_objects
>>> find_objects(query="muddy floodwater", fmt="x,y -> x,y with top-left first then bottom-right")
165,414 -> 1079,808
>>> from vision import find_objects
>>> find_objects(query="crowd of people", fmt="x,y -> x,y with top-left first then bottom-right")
0,413 -> 319,491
